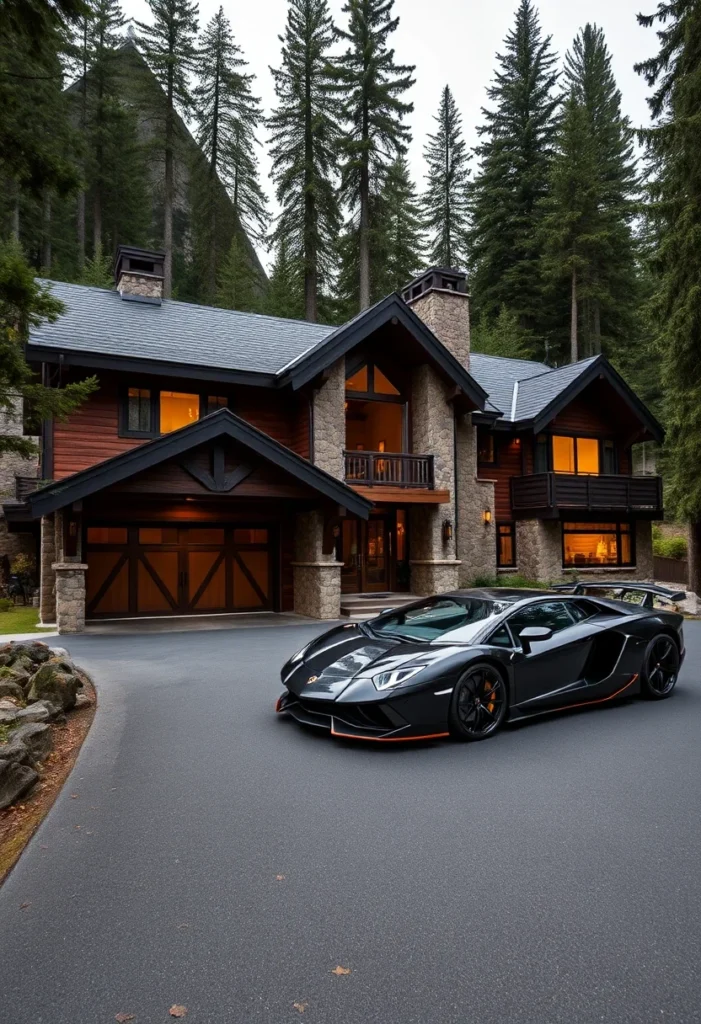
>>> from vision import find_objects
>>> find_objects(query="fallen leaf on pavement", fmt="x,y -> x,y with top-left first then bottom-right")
293,1002 -> 308,1013
169,1006 -> 188,1018
70,793 -> 78,799
275,874 -> 285,881
331,966 -> 351,976
19,902 -> 31,909
115,1014 -> 135,1022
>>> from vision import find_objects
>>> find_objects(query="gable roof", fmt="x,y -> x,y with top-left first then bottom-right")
22,407 -> 373,519
470,352 -> 663,442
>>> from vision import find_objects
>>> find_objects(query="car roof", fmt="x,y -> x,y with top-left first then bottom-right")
451,588 -> 558,605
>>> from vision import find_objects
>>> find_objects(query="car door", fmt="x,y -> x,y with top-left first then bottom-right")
508,601 -> 595,709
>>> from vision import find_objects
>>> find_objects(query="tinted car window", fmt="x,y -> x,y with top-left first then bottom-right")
488,625 -> 515,648
508,601 -> 574,642
568,599 -> 600,622
373,597 -> 503,642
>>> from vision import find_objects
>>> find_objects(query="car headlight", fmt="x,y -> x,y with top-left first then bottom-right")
372,664 -> 428,691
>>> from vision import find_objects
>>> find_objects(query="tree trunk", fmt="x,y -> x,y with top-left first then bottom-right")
163,83 -> 174,299
41,191 -> 52,273
593,297 -> 602,355
77,191 -> 86,272
359,161 -> 370,311
687,521 -> 701,602
303,60 -> 317,322
570,266 -> 578,363
10,190 -> 19,240
93,184 -> 102,257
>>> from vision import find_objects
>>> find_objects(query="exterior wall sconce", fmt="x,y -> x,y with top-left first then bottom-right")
483,509 -> 492,525
442,519 -> 453,543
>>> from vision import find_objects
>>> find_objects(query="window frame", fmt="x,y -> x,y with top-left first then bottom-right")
477,428 -> 498,467
561,520 -> 635,569
496,521 -> 517,568
546,431 -> 617,477
119,386 -> 230,439
344,360 -> 405,405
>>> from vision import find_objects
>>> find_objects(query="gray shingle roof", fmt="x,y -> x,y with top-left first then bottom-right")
469,352 -> 600,423
30,280 -> 335,376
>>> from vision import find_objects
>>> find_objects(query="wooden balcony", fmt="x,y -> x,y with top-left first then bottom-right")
511,472 -> 663,518
344,450 -> 434,488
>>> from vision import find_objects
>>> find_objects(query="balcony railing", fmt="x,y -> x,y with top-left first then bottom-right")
344,450 -> 434,489
511,472 -> 663,516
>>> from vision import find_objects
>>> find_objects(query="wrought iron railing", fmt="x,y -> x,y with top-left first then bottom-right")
344,451 -> 434,489
511,472 -> 663,513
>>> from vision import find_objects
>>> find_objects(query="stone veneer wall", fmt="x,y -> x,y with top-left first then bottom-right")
409,365 -> 460,595
516,518 -> 656,583
455,414 -> 497,585
117,272 -> 164,301
53,564 -> 88,633
39,514 -> 56,624
0,398 -> 40,564
292,509 -> 342,619
312,358 -> 345,479
409,291 -> 470,368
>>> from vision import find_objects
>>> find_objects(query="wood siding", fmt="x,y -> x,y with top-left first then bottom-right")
479,436 -> 524,521
53,372 -> 310,479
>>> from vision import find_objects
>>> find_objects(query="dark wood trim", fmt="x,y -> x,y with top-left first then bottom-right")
86,550 -> 129,615
496,521 -> 517,569
40,363 -> 55,479
561,519 -> 636,570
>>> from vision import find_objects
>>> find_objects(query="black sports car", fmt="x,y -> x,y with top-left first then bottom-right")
276,584 -> 685,742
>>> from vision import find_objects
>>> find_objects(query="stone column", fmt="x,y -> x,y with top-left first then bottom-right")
292,509 -> 342,619
455,414 -> 497,585
408,289 -> 471,368
635,521 -> 654,580
516,520 -> 562,582
409,365 -> 460,595
312,358 -> 345,480
53,563 -> 87,633
39,514 -> 56,625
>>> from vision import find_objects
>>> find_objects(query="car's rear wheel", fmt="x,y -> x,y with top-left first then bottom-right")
641,634 -> 680,700
449,663 -> 507,741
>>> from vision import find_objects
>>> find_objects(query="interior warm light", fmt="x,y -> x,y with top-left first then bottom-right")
483,509 -> 492,525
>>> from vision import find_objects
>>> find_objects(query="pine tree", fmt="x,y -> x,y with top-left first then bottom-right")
80,241 -> 113,286
216,233 -> 259,312
265,238 -> 305,320
540,95 -> 599,363
194,7 -> 267,301
564,24 -> 639,360
269,0 -> 341,322
468,0 -> 560,353
471,306 -> 529,360
335,0 -> 415,311
136,0 -> 198,298
377,157 -> 424,294
422,85 -> 470,268
635,0 -> 701,587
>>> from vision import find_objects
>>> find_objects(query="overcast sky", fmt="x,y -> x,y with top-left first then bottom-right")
120,0 -> 659,266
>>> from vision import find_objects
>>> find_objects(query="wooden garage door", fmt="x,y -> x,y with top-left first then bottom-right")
86,525 -> 273,618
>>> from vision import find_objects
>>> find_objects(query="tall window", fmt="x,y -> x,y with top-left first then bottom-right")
497,523 -> 516,567
127,388 -> 153,434
345,361 -> 406,454
562,522 -> 633,567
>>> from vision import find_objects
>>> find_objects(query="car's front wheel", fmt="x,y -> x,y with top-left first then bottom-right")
449,663 -> 507,741
641,634 -> 680,700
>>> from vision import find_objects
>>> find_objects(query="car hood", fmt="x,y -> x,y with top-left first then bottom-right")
284,624 -> 457,700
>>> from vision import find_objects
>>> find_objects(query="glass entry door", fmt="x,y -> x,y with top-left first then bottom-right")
340,518 -> 391,593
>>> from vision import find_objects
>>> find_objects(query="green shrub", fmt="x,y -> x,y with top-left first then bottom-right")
654,535 -> 688,559
652,524 -> 663,543
0,598 -> 14,612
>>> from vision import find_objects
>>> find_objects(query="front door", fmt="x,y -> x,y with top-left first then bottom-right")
86,524 -> 274,618
340,518 -> 391,593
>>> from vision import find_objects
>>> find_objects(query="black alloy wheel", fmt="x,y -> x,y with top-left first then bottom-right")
641,634 -> 680,700
450,663 -> 507,741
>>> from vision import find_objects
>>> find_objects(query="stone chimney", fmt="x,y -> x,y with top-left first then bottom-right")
402,267 -> 470,369
115,245 -> 165,305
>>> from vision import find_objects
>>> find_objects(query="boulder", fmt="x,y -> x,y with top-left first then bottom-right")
15,704 -> 50,725
0,679 -> 25,701
74,693 -> 92,710
8,641 -> 51,666
0,664 -> 31,690
0,759 -> 38,810
0,738 -> 35,768
49,646 -> 70,660
12,723 -> 52,761
0,706 -> 18,726
26,661 -> 80,711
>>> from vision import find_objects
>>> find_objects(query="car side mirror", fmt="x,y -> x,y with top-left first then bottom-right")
519,626 -> 554,654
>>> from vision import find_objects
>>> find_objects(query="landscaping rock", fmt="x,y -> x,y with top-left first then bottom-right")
8,642 -> 51,666
49,647 -> 70,660
12,723 -> 52,761
0,759 -> 38,810
74,693 -> 92,711
0,679 -> 25,701
0,706 -> 18,726
0,664 -> 31,690
26,661 -> 80,711
15,704 -> 50,724
0,738 -> 35,768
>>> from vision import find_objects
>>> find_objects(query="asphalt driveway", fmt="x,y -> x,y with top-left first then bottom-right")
0,621 -> 700,1024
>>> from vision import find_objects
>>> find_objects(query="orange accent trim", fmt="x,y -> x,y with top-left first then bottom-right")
547,674 -> 638,715
275,695 -> 285,713
351,486 -> 451,505
330,726 -> 450,743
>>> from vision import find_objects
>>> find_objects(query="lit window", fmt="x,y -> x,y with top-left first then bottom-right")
478,430 -> 496,465
552,435 -> 575,473
160,392 -> 200,433
127,388 -> 152,433
374,367 -> 400,395
497,523 -> 516,567
576,437 -> 599,475
562,522 -> 633,568
346,366 -> 368,392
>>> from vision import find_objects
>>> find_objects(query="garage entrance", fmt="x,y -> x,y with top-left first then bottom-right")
85,525 -> 274,618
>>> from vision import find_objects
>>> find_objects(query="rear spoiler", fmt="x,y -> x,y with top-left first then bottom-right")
552,581 -> 686,607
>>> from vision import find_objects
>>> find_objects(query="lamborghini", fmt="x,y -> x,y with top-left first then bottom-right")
275,584 -> 685,742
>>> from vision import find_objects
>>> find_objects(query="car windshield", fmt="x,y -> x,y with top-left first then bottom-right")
370,597 -> 505,643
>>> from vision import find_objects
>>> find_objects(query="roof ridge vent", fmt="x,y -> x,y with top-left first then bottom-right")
115,245 -> 165,305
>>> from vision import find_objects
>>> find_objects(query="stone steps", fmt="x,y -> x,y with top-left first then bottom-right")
340,592 -> 419,621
